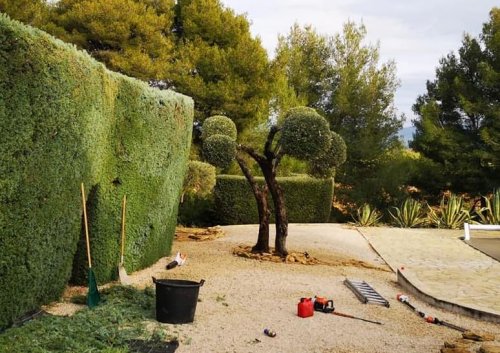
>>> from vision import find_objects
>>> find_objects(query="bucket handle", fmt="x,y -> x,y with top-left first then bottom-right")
152,277 -> 205,286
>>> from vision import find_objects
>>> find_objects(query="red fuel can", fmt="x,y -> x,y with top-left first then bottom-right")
297,297 -> 314,318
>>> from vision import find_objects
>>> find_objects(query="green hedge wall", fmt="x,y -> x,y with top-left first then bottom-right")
0,15 -> 193,329
214,175 -> 333,224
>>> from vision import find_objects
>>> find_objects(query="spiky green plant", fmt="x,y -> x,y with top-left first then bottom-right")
475,189 -> 500,225
353,204 -> 382,227
427,194 -> 471,229
389,198 -> 427,228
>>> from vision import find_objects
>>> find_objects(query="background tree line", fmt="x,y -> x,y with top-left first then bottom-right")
1,0 -> 498,216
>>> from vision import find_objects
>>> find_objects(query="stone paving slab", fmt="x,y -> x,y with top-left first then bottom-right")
358,227 -> 500,322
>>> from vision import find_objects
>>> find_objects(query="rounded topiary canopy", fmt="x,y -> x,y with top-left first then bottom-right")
308,131 -> 347,178
201,115 -> 237,141
280,107 -> 331,160
183,160 -> 216,197
202,134 -> 237,169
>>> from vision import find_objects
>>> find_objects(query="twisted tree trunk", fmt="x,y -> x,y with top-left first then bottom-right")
262,126 -> 288,256
237,125 -> 289,256
235,154 -> 270,253
261,162 -> 288,256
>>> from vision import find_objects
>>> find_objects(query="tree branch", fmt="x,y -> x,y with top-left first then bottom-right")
235,154 -> 266,196
237,144 -> 265,164
264,125 -> 281,160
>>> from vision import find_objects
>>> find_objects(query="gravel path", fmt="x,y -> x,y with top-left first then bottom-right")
148,224 -> 499,353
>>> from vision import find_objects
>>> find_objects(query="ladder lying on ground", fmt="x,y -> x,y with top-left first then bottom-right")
344,279 -> 390,307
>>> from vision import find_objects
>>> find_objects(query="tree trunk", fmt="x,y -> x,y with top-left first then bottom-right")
252,188 -> 270,253
261,162 -> 288,256
235,155 -> 270,253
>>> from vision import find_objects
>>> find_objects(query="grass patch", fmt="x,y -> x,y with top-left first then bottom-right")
0,286 -> 177,353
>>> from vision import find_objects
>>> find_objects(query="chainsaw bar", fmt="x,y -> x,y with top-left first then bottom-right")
344,279 -> 390,307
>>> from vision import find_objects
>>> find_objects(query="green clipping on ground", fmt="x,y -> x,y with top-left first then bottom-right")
214,175 -> 333,224
0,286 -> 177,353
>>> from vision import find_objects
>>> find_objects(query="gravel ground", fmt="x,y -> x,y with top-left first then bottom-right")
46,224 -> 500,353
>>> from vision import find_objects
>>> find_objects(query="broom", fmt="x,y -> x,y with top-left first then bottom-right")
80,183 -> 100,308
118,195 -> 129,284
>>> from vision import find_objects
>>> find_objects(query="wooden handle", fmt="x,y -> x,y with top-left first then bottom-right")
120,195 -> 126,262
81,183 -> 92,268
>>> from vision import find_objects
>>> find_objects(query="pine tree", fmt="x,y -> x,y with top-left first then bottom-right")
46,0 -> 176,81
411,8 -> 499,193
0,0 -> 48,27
171,0 -> 272,131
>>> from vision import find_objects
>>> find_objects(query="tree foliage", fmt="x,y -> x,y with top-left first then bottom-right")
411,8 -> 500,193
280,107 -> 331,159
182,160 -> 216,201
272,24 -> 331,116
170,0 -> 272,130
202,134 -> 236,169
0,0 -> 48,27
273,21 -> 403,204
47,0 -> 176,81
308,131 -> 347,179
201,114 -> 237,141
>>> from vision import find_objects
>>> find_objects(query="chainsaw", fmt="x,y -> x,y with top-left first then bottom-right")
313,296 -> 335,313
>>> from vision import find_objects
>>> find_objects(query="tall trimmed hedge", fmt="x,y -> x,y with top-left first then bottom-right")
0,15 -> 193,329
214,175 -> 333,224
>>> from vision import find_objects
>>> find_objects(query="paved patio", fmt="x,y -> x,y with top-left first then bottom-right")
358,227 -> 500,323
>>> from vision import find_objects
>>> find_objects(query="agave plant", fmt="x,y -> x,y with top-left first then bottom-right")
427,194 -> 471,229
353,203 -> 382,227
475,189 -> 500,224
389,198 -> 427,228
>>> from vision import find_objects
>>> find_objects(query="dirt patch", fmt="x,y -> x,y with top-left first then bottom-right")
232,244 -> 389,272
232,245 -> 323,265
174,226 -> 225,241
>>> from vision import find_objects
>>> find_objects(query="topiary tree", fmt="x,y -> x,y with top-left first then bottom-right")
202,107 -> 346,256
181,160 -> 216,202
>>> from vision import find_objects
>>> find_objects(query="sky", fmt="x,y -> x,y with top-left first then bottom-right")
220,0 -> 498,127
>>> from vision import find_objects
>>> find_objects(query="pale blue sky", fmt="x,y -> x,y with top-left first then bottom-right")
220,0 -> 498,126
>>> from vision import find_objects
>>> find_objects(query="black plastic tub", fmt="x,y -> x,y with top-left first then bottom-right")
152,277 -> 205,324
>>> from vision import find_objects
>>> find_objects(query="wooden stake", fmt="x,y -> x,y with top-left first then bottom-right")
120,195 -> 126,264
81,183 -> 92,269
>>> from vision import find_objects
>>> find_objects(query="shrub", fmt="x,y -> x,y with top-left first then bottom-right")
427,194 -> 471,229
389,198 -> 427,228
214,175 -> 333,224
177,193 -> 216,227
475,189 -> 500,225
181,161 -> 216,201
352,204 -> 382,227
0,15 -> 193,329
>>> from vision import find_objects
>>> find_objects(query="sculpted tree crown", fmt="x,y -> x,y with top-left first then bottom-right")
201,115 -> 237,141
308,131 -> 347,178
280,106 -> 331,160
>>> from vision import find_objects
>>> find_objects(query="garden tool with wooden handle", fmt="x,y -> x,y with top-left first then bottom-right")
118,195 -> 130,284
81,182 -> 100,308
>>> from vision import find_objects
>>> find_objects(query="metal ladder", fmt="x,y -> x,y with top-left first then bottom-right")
344,279 -> 390,307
